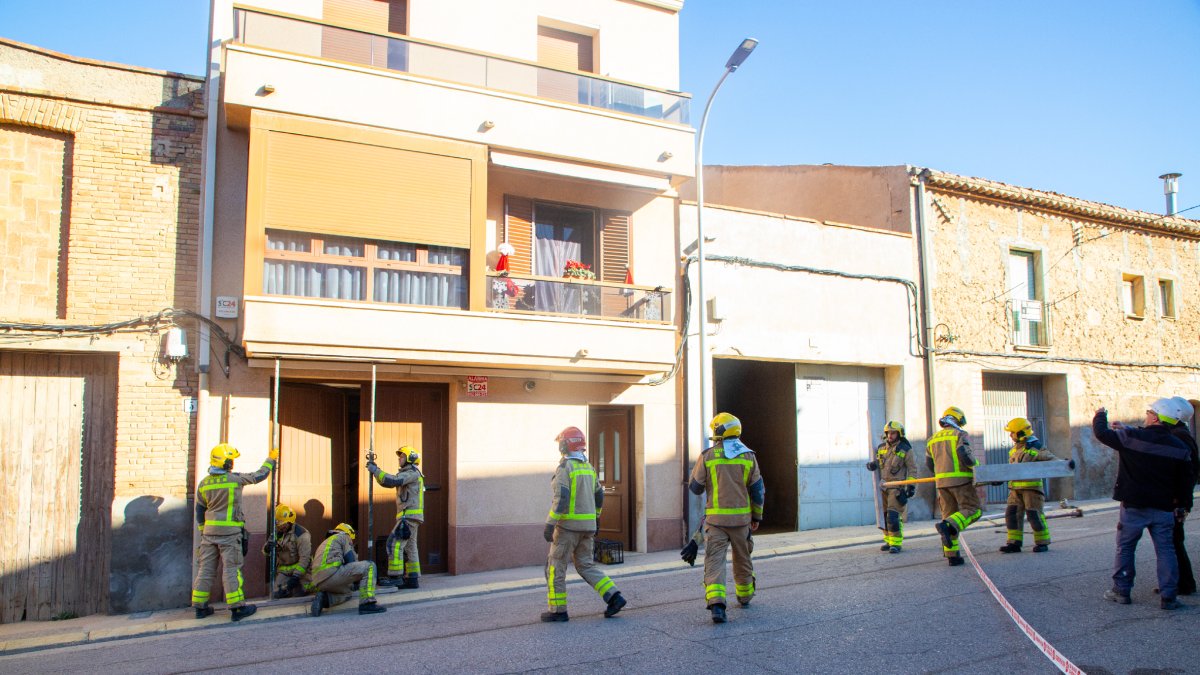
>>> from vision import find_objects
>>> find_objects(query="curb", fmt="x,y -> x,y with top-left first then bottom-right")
0,500 -> 1123,656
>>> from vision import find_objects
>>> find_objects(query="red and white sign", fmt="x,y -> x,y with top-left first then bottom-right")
215,296 -> 239,319
466,375 -> 488,398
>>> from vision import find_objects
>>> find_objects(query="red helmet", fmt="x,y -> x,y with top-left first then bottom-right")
556,426 -> 586,453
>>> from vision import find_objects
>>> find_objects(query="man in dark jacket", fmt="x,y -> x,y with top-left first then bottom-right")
1165,397 -> 1197,596
1092,400 -> 1194,609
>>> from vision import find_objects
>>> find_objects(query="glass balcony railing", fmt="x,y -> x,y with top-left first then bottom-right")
487,273 -> 670,322
232,8 -> 691,124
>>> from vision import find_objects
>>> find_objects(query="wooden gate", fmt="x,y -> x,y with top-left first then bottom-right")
0,351 -> 116,623
278,382 -> 350,537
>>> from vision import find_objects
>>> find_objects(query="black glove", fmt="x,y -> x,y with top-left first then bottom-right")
366,460 -> 379,474
543,522 -> 555,542
865,460 -> 879,472
399,519 -> 412,540
896,491 -> 908,506
1067,459 -> 1076,470
905,485 -> 916,499
680,539 -> 698,566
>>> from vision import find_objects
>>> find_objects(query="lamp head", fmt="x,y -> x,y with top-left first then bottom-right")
725,38 -> 758,71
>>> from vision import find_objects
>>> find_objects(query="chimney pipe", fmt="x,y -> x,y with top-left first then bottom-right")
1160,172 -> 1182,216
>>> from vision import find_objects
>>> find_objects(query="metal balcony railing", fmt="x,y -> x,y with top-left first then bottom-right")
487,273 -> 670,322
1008,299 -> 1051,347
232,7 -> 691,124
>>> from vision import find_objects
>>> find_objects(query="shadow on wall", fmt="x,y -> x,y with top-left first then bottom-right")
109,496 -> 192,614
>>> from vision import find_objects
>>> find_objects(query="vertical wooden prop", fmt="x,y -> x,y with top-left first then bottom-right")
868,411 -> 885,532
268,359 -> 280,586
367,364 -> 378,558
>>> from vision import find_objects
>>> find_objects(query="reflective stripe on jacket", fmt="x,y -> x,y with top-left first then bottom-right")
876,438 -> 916,485
689,442 -> 765,527
195,459 -> 275,536
925,427 -> 975,488
1008,438 -> 1055,490
373,465 -> 426,523
266,524 -> 313,579
547,457 -> 602,532
310,531 -> 354,586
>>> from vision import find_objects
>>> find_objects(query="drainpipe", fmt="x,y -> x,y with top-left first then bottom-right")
913,169 -> 938,439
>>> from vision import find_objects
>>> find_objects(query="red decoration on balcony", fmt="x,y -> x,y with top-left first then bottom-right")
562,260 -> 596,280
624,267 -> 633,285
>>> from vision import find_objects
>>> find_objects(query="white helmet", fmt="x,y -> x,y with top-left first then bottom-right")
1149,398 -> 1180,425
1170,396 -> 1194,424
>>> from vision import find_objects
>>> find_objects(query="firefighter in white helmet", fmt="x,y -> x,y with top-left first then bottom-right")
541,426 -> 626,622
191,443 -> 277,621
309,523 -> 386,616
367,446 -> 425,589
866,421 -> 916,553
925,406 -> 981,567
265,503 -> 312,598
689,412 -> 766,623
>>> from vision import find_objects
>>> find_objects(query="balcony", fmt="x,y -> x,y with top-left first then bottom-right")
1008,299 -> 1051,348
487,273 -> 669,322
232,7 -> 689,124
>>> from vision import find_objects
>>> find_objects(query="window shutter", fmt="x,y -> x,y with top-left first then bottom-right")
504,196 -> 534,275
537,26 -> 593,72
600,210 -> 630,283
322,0 -> 406,63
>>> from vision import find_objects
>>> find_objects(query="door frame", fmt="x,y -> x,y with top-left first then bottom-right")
588,405 -> 635,549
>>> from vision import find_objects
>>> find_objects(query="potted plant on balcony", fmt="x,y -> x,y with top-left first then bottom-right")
561,260 -> 596,314
562,260 -> 595,280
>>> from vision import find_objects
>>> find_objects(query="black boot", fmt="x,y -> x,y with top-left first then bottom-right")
935,520 -> 958,550
194,605 -> 214,620
999,542 -> 1022,553
604,592 -> 627,618
379,576 -> 402,587
230,605 -> 257,622
311,591 -> 329,617
540,611 -> 569,622
880,543 -> 891,552
403,576 -> 420,589
1032,544 -> 1049,553
358,600 -> 387,615
710,603 -> 727,624
947,556 -> 965,567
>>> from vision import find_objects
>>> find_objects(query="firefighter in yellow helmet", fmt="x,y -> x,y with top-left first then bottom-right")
999,418 -> 1066,553
866,421 -> 917,553
366,446 -> 425,589
689,413 -> 766,623
264,503 -> 313,598
541,426 -> 626,622
192,443 -> 277,621
309,523 -> 386,616
925,407 -> 981,566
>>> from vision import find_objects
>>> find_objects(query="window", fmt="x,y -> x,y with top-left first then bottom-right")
263,229 -> 466,308
322,0 -> 408,67
1159,279 -> 1176,319
537,24 -> 595,104
1008,250 -> 1047,346
503,196 -> 629,282
1122,274 -> 1145,318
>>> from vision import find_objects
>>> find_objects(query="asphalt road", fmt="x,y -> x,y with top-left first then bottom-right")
3,509 -> 1196,674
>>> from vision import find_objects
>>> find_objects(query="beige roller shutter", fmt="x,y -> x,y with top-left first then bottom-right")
599,210 -> 630,282
503,196 -> 534,275
263,131 -> 471,248
324,0 -> 406,33
537,26 -> 593,72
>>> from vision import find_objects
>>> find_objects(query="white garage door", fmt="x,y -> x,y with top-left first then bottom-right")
796,364 -> 886,530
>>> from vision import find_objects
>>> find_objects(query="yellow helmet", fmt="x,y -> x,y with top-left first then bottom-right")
710,412 -> 742,440
333,523 -> 355,540
1004,417 -> 1033,440
883,420 -> 905,437
275,504 -> 297,526
940,406 -> 967,427
210,443 -> 240,469
397,446 -> 420,466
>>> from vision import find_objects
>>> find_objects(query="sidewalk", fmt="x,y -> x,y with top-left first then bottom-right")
0,497 -> 1120,655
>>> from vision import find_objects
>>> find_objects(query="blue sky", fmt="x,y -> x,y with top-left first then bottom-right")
3,1 -> 1197,216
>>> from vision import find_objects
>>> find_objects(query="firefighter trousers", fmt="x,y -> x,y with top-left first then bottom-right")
1005,489 -> 1049,545
937,484 -> 982,558
192,531 -> 246,608
703,523 -> 755,607
881,489 -> 908,547
385,520 -> 420,579
544,528 -> 619,614
314,561 -> 378,607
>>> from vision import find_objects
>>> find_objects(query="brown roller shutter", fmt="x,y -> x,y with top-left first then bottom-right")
322,0 -> 407,63
537,26 -> 593,72
504,196 -> 534,275
263,131 -> 471,248
599,210 -> 630,282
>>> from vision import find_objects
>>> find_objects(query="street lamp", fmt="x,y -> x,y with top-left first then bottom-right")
691,37 -> 757,527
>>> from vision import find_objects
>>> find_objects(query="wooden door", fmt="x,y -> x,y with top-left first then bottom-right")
359,383 -> 448,573
0,351 -> 116,623
589,407 -> 633,549
277,383 -> 350,537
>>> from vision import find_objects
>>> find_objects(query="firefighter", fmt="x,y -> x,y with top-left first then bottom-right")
541,426 -> 626,622
865,421 -> 917,553
689,412 -> 766,623
366,446 -> 425,589
925,406 -> 981,566
191,443 -> 277,621
999,418 -> 1061,553
265,503 -> 312,598
309,523 -> 386,616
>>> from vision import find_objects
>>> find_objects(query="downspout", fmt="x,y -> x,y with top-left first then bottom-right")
913,169 -> 938,439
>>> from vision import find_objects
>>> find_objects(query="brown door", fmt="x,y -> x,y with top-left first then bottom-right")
0,352 -> 116,623
359,383 -> 448,573
277,383 -> 350,537
589,407 -> 633,549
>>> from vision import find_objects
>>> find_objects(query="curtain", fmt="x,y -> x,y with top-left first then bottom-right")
534,224 -> 581,313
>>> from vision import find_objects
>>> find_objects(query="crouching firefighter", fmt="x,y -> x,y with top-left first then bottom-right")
1000,418 -> 1067,553
265,503 -> 312,598
866,421 -> 916,553
367,446 -> 425,589
192,443 -> 277,622
689,413 -> 766,623
309,523 -> 386,616
541,426 -> 626,622
926,407 -> 982,566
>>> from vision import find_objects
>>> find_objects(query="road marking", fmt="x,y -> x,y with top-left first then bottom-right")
960,536 -> 1086,675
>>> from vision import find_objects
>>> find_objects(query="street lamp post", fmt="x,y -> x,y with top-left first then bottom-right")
691,38 -> 757,528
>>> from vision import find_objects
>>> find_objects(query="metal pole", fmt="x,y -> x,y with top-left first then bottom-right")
367,364 -> 377,560
268,358 -> 280,586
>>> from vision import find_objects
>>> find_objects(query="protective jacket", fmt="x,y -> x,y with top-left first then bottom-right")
1008,437 -> 1056,491
1167,422 -> 1199,484
689,440 -> 765,528
371,464 -> 425,523
546,456 -> 602,532
876,438 -> 916,483
266,524 -> 312,580
1093,411 -> 1193,511
311,531 -> 357,587
925,427 -> 976,488
194,459 -> 275,536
